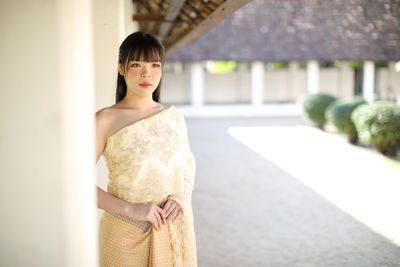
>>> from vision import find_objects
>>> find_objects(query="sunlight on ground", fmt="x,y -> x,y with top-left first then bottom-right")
228,125 -> 400,246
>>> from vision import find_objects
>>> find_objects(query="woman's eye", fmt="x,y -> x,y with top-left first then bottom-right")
130,63 -> 140,67
152,63 -> 161,67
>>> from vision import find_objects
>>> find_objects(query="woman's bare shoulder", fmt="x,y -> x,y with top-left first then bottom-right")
96,103 -> 172,137
96,105 -> 114,123
95,105 -> 120,138
95,104 -> 140,138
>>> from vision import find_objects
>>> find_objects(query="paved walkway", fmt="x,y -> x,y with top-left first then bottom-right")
186,116 -> 400,267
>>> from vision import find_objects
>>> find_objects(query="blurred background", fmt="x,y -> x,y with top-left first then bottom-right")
1,0 -> 400,266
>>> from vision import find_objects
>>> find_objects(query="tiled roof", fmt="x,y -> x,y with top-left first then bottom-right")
167,0 -> 400,61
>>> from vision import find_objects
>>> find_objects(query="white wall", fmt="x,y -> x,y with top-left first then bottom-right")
161,68 -> 191,104
377,62 -> 400,101
93,0 -> 120,110
93,0 -> 139,111
162,62 -> 359,104
264,70 -> 290,102
289,65 -> 307,101
338,61 -> 354,99
319,68 -> 341,96
237,62 -> 252,103
93,0 -> 121,204
204,72 -> 250,103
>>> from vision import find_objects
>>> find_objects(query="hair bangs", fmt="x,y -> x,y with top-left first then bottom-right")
128,45 -> 163,63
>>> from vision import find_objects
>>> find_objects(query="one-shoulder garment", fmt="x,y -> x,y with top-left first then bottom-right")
99,105 -> 197,267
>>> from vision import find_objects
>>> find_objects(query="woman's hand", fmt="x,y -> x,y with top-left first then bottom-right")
162,199 -> 183,224
127,203 -> 166,231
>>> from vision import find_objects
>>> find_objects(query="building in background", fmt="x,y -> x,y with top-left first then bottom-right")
164,0 -> 400,106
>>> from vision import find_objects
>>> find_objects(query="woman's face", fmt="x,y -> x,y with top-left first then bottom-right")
119,59 -> 162,96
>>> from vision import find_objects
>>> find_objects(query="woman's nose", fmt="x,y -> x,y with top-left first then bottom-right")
141,69 -> 151,78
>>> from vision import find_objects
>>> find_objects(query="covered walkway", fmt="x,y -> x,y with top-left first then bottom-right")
185,114 -> 400,266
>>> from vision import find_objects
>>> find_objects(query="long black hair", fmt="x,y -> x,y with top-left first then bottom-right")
116,32 -> 165,104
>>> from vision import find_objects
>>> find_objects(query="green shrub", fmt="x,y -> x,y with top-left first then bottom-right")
326,96 -> 366,144
298,93 -> 337,129
351,101 -> 400,156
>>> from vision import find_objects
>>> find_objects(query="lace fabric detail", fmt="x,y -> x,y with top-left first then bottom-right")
102,105 -> 197,266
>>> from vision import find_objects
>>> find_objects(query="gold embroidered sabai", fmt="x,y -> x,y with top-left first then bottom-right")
99,105 -> 197,267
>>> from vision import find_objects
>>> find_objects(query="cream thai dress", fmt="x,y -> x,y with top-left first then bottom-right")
99,105 -> 197,267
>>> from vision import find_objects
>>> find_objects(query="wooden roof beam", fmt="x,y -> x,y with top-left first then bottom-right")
133,14 -> 166,22
166,0 -> 252,57
158,0 -> 186,41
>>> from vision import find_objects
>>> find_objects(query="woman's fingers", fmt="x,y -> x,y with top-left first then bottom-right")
147,200 -> 183,231
163,203 -> 174,219
154,210 -> 163,231
166,208 -> 176,221
154,213 -> 161,231
166,207 -> 182,222
163,199 -> 183,220
156,206 -> 166,225
172,209 -> 182,223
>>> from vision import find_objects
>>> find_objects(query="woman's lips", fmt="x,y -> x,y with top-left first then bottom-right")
139,83 -> 152,88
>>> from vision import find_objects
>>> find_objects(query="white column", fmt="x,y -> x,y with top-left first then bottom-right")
363,61 -> 375,103
306,60 -> 319,94
251,61 -> 264,105
190,62 -> 204,107
58,0 -> 97,266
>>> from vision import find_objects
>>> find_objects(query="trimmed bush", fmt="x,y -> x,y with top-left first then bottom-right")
351,101 -> 400,156
326,96 -> 366,144
298,93 -> 337,129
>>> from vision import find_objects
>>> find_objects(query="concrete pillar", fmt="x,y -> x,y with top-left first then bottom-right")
363,61 -> 375,103
190,62 -> 204,107
0,0 -> 97,266
58,0 -> 97,266
251,61 -> 264,105
306,60 -> 319,94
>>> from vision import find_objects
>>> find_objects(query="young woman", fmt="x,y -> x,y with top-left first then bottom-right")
95,32 -> 197,266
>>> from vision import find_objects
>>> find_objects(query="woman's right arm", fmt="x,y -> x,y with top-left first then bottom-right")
95,109 -> 165,230
95,109 -> 133,218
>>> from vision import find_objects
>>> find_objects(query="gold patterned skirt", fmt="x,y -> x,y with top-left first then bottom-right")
99,210 -> 183,267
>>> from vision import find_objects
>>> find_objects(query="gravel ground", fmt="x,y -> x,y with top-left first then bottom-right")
187,116 -> 400,267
